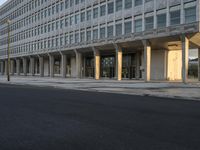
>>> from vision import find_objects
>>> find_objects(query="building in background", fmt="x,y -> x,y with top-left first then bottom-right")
0,0 -> 200,82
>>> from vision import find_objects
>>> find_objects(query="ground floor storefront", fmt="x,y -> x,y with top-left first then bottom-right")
1,36 -> 200,83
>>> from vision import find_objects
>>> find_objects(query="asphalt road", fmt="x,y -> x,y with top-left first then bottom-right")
0,84 -> 200,150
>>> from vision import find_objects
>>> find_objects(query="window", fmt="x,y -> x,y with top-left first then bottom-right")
108,2 -> 114,14
170,10 -> 180,25
100,5 -> 106,16
60,2 -> 64,11
60,36 -> 64,46
69,34 -> 74,44
125,0 -> 132,9
100,27 -> 106,38
56,4 -> 59,13
157,14 -> 166,28
75,0 -> 79,5
81,12 -> 85,22
116,0 -> 122,11
87,10 -> 92,20
65,18 -> 68,27
124,21 -> 132,34
56,37 -> 59,47
75,14 -> 79,24
93,29 -> 98,40
116,23 -> 122,36
145,16 -> 154,30
135,19 -> 142,32
86,31 -> 91,41
80,32 -> 85,42
93,8 -> 98,19
60,19 -> 64,29
52,22 -> 55,31
75,33 -> 79,43
70,0 -> 74,6
56,21 -> 59,29
107,25 -> 113,37
65,0 -> 69,9
70,16 -> 74,25
65,34 -> 68,45
185,7 -> 196,23
135,0 -> 142,6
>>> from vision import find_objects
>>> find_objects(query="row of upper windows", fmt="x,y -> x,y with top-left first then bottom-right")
0,6 -> 196,47
0,0 -> 143,35
1,0 -> 152,24
0,0 -> 23,16
0,0 -> 196,37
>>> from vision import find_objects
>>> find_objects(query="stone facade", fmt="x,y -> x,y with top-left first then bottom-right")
0,0 -> 200,82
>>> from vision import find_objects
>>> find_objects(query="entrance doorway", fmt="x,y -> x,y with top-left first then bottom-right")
122,53 -> 136,79
85,57 -> 94,78
101,56 -> 115,78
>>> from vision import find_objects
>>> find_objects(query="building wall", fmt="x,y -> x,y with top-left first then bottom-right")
167,50 -> 182,80
0,0 -> 199,60
151,50 -> 167,80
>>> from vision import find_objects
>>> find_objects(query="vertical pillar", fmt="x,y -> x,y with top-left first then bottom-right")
23,57 -> 27,76
115,45 -> 122,81
10,60 -> 14,75
181,35 -> 189,83
198,48 -> 200,81
39,57 -> 44,77
143,40 -> 151,82
61,54 -> 67,78
93,49 -> 100,80
136,52 -> 141,79
30,57 -> 35,76
16,59 -> 20,75
1,61 -> 4,75
5,60 -> 8,76
74,50 -> 82,78
49,55 -> 54,78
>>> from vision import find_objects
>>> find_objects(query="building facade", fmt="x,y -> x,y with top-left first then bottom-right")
0,0 -> 200,82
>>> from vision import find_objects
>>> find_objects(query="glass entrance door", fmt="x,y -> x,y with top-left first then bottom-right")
122,54 -> 136,79
85,57 -> 94,78
101,56 -> 115,78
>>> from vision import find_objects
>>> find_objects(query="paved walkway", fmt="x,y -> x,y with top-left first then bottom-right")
0,76 -> 200,100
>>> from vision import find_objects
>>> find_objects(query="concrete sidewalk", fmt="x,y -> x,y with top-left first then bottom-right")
0,76 -> 200,100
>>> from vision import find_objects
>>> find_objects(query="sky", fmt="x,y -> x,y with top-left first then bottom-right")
0,0 -> 7,6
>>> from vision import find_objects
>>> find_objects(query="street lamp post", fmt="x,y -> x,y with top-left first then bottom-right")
6,19 -> 11,82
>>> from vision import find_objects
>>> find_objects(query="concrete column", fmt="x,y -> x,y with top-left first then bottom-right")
30,57 -> 35,76
181,35 -> 189,83
23,58 -> 27,76
61,54 -> 67,78
39,57 -> 44,77
74,50 -> 82,78
16,59 -> 20,75
115,46 -> 122,81
49,55 -> 54,78
1,61 -> 4,75
143,40 -> 151,82
93,49 -> 100,80
10,60 -> 14,75
198,48 -> 200,81
5,60 -> 7,75
136,52 -> 141,79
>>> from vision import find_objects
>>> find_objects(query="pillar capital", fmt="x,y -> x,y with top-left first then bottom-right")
113,43 -> 122,52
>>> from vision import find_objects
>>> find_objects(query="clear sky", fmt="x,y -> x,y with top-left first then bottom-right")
0,0 -> 7,6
